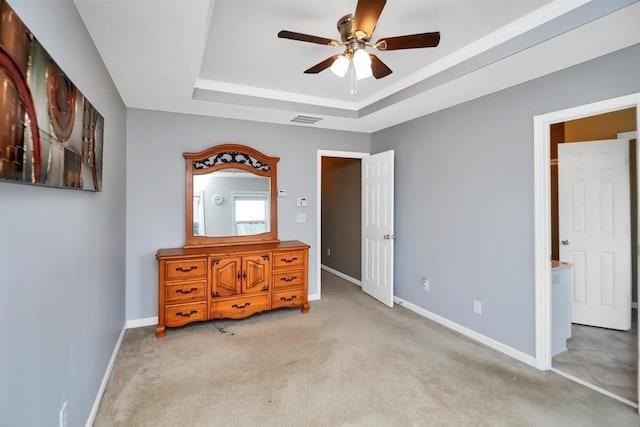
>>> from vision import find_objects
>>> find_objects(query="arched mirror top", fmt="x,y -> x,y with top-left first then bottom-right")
184,144 -> 279,248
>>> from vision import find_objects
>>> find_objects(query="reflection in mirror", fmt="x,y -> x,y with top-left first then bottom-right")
193,168 -> 270,237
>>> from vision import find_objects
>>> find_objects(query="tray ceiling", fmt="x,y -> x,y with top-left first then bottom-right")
74,0 -> 640,133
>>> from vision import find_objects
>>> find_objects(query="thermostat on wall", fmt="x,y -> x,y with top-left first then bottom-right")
278,189 -> 288,197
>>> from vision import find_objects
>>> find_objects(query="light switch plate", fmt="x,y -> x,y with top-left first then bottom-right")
296,197 -> 308,207
278,190 -> 287,197
296,213 -> 306,223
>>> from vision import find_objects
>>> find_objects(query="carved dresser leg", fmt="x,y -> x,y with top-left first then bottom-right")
301,303 -> 310,313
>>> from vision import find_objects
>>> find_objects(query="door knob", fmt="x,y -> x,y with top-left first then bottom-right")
561,239 -> 569,246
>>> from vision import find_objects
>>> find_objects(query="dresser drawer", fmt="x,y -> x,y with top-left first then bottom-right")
166,280 -> 206,304
166,302 -> 206,327
272,288 -> 304,309
273,251 -> 305,270
211,294 -> 269,319
165,259 -> 206,280
273,270 -> 304,289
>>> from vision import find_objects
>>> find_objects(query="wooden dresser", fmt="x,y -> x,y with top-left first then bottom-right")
156,240 -> 309,337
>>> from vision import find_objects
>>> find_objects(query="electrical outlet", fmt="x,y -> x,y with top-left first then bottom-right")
473,300 -> 482,315
421,277 -> 429,292
59,401 -> 68,427
327,248 -> 331,256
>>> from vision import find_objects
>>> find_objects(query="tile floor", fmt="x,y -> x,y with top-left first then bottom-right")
553,322 -> 638,402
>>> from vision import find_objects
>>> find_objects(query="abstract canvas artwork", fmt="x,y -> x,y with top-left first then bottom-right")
0,0 -> 104,191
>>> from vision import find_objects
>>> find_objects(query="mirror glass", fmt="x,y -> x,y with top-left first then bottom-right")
192,168 -> 270,237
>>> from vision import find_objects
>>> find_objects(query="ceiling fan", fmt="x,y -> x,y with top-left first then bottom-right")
277,0 -> 440,80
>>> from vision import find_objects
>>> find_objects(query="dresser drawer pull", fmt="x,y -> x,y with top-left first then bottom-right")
280,276 -> 297,282
280,295 -> 297,302
262,285 -> 269,291
212,291 -> 221,298
176,266 -> 198,273
280,257 -> 298,263
231,302 -> 251,309
176,288 -> 198,294
175,310 -> 198,318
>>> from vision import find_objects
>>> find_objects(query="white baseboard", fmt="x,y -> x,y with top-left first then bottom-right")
393,296 -> 537,368
86,317 -> 157,425
308,293 -> 320,301
125,316 -> 158,329
321,264 -> 361,287
85,324 -> 127,427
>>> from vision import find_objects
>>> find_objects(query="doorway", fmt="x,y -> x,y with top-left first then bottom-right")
550,111 -> 637,404
320,156 -> 363,286
533,93 -> 640,410
316,150 -> 368,299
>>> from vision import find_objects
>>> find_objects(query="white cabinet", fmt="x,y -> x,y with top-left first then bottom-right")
552,261 -> 573,356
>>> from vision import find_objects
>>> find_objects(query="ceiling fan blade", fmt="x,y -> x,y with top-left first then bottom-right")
278,30 -> 339,46
369,54 -> 392,79
304,55 -> 340,74
352,0 -> 387,40
376,32 -> 441,50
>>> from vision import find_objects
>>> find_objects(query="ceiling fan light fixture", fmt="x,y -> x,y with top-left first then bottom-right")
330,54 -> 350,78
352,48 -> 372,80
278,0 -> 440,84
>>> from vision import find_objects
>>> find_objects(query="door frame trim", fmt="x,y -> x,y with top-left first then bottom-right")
533,92 -> 640,371
315,150 -> 369,300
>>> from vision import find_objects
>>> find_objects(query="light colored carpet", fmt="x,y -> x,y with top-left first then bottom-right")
94,271 -> 639,426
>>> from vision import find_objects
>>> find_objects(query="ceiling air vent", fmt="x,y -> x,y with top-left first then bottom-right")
291,115 -> 322,124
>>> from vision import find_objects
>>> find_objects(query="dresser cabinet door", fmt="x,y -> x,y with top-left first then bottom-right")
242,254 -> 271,294
211,256 -> 242,297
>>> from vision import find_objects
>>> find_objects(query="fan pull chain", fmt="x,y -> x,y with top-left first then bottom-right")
350,66 -> 358,95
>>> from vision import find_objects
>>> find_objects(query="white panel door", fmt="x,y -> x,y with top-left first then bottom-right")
361,150 -> 394,307
558,139 -> 631,330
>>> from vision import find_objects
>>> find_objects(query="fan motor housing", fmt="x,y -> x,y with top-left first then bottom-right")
337,14 -> 355,42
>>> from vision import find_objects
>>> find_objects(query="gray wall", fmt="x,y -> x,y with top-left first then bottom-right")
321,157 -> 362,280
126,110 -> 369,320
371,43 -> 640,356
0,1 -> 127,426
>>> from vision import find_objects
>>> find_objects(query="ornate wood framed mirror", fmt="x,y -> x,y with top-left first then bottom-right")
184,144 -> 279,247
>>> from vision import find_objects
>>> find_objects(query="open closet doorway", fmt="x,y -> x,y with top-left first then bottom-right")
533,93 -> 640,411
316,150 -> 368,299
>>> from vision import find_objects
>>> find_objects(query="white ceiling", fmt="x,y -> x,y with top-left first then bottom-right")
74,0 -> 640,133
